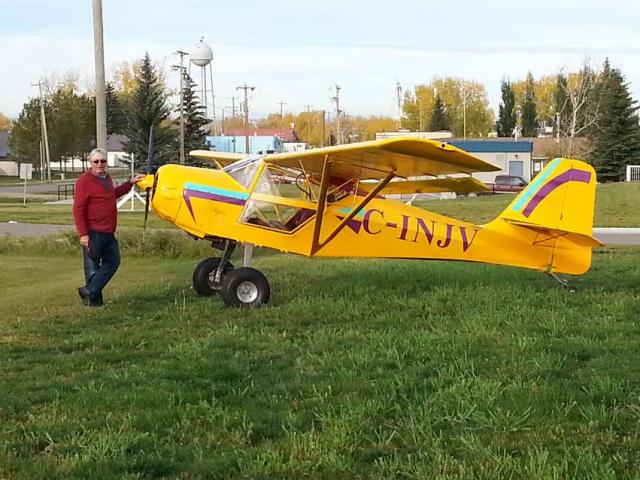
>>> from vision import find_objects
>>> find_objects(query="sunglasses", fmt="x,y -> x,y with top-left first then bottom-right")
92,159 -> 107,164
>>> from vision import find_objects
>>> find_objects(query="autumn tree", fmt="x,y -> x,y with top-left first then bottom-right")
497,80 -> 516,137
401,78 -> 492,136
123,53 -> 177,168
590,59 -> 640,181
0,112 -> 12,131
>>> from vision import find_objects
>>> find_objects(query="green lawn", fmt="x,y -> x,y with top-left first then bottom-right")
2,181 -> 640,228
1,232 -> 640,479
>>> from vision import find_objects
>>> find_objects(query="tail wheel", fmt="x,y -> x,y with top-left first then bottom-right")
192,257 -> 235,296
220,267 -> 270,308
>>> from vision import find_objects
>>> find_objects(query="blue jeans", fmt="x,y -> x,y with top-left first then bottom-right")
82,231 -> 121,302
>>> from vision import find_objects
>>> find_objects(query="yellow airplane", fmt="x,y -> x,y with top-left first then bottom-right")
137,138 -> 602,307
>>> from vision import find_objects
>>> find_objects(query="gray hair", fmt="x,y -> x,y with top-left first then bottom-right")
88,148 -> 107,161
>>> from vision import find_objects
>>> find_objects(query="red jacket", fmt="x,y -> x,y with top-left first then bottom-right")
73,171 -> 132,236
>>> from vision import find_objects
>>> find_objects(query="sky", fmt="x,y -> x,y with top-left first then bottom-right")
1,0 -> 640,122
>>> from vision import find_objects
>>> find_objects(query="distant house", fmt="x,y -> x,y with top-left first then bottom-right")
206,135 -> 284,154
0,130 -> 18,176
449,139 -> 534,182
107,134 -> 131,168
224,127 -> 301,143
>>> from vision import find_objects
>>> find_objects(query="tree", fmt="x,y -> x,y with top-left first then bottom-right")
123,53 -> 177,168
401,78 -> 492,136
590,59 -> 640,182
557,60 -> 601,156
105,81 -> 125,134
0,112 -> 12,131
521,72 -> 538,137
8,98 -> 42,168
180,76 -> 208,161
497,80 -> 516,137
428,93 -> 448,131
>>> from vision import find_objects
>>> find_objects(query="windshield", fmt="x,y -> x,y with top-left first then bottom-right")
223,156 -> 263,189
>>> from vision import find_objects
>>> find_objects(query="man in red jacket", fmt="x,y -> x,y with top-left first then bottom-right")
73,148 -> 145,306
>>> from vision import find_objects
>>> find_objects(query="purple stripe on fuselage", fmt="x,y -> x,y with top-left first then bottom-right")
183,189 -> 246,220
522,169 -> 591,217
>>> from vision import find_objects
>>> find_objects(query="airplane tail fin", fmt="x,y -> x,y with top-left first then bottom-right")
488,158 -> 602,274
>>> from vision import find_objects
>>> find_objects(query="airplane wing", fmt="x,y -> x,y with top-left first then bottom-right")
263,138 -> 499,180
359,177 -> 491,195
189,150 -> 245,168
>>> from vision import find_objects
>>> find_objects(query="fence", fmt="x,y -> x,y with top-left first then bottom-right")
626,165 -> 640,182
57,184 -> 75,200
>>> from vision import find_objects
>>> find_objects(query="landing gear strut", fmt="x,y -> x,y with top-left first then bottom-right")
546,272 -> 577,293
192,240 -> 270,307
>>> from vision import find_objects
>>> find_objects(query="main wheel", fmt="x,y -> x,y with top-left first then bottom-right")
220,267 -> 270,308
192,257 -> 235,296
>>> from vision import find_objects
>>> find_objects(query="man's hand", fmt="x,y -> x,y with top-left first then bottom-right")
80,235 -> 89,248
130,174 -> 147,185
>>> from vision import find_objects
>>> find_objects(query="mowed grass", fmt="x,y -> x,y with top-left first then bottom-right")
2,180 -> 640,227
1,232 -> 640,479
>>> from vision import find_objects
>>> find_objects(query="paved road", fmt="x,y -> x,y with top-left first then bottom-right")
593,228 -> 640,245
0,223 -> 72,237
2,223 -> 640,245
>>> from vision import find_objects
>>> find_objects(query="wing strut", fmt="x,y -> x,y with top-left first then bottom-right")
311,160 -> 395,255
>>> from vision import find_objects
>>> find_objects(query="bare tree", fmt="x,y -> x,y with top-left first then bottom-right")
557,59 -> 601,157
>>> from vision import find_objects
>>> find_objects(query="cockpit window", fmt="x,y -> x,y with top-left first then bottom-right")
224,157 -> 262,189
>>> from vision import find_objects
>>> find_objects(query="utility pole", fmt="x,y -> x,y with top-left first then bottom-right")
555,111 -> 561,143
277,101 -> 286,118
462,85 -> 467,140
92,0 -> 107,152
172,50 -> 188,165
236,84 -> 255,154
419,102 -> 424,132
396,80 -> 402,127
321,110 -> 326,147
331,84 -> 342,144
304,105 -> 313,145
33,80 -> 51,182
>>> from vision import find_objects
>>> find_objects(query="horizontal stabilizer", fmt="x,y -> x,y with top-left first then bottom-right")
360,176 -> 490,195
503,218 -> 604,247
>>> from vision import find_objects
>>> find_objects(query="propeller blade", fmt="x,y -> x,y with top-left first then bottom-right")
143,188 -> 150,229
146,125 -> 154,174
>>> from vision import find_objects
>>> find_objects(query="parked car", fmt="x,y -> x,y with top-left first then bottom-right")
487,175 -> 529,193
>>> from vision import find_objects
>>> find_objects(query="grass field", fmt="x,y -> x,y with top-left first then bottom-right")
2,181 -> 640,228
1,231 -> 639,479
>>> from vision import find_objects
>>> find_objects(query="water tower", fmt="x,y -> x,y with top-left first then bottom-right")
188,38 -> 216,132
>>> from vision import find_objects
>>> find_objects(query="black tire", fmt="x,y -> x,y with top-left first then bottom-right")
220,267 -> 270,308
192,257 -> 235,296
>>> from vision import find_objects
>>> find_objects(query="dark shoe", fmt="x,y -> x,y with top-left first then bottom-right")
78,287 -> 91,306
90,298 -> 104,307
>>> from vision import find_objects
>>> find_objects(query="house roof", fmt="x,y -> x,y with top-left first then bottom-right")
224,127 -> 300,143
449,139 -> 533,153
0,131 -> 9,158
107,134 -> 127,152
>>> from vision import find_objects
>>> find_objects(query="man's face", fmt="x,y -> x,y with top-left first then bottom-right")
90,155 -> 108,175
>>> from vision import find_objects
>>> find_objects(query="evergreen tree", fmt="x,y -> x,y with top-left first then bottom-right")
497,80 -> 516,137
105,81 -> 125,134
553,74 -> 569,136
123,53 -> 177,168
428,93 -> 449,131
521,72 -> 538,137
178,76 -> 208,163
590,59 -> 640,182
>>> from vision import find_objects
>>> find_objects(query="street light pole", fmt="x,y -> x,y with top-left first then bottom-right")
92,0 -> 107,152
